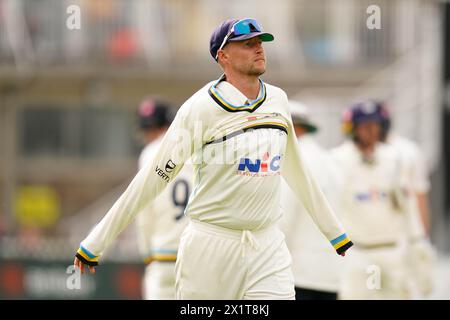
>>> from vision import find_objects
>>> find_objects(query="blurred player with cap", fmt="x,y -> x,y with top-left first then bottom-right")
74,18 -> 352,300
135,98 -> 193,299
279,101 -> 344,300
333,100 -> 414,299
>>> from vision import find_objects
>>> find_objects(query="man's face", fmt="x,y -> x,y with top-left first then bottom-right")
220,37 -> 266,76
354,121 -> 381,147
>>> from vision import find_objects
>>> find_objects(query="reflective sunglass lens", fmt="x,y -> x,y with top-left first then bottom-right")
233,19 -> 262,35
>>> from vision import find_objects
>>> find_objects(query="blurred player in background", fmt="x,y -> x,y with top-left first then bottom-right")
377,102 -> 436,298
279,101 -> 344,300
74,18 -> 353,300
135,98 -> 193,299
333,101 -> 413,299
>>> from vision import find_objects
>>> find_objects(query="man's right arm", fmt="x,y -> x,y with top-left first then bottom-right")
74,105 -> 201,269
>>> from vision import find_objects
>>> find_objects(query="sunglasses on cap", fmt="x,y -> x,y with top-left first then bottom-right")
215,18 -> 264,60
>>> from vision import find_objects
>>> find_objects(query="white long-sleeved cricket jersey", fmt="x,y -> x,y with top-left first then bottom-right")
134,136 -> 193,263
331,141 -> 410,246
76,75 -> 352,265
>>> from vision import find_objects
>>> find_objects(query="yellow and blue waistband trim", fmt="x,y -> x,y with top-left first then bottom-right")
76,245 -> 99,266
330,234 -> 353,255
144,249 -> 177,264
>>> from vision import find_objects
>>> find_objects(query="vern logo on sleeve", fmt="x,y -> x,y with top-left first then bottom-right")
156,159 -> 176,183
165,160 -> 176,173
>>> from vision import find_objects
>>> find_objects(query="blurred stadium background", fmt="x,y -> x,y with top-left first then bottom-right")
0,0 -> 449,299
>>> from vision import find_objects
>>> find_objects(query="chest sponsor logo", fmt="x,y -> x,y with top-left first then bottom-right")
354,189 -> 388,202
237,152 -> 281,177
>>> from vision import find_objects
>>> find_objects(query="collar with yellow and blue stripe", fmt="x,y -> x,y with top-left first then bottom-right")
208,74 -> 267,113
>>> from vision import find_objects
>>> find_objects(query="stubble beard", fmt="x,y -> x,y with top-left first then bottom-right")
248,68 -> 265,77
232,61 -> 266,78
247,63 -> 266,77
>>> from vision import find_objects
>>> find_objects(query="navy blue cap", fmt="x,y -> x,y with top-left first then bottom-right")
138,98 -> 173,129
375,101 -> 391,139
350,100 -> 384,125
209,18 -> 274,61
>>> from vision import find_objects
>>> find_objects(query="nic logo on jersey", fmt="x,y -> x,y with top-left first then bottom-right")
354,188 -> 389,202
237,152 -> 281,177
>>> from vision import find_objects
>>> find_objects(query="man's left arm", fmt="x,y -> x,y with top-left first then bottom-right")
281,121 -> 353,256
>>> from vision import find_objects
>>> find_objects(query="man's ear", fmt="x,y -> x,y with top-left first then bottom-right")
217,49 -> 227,65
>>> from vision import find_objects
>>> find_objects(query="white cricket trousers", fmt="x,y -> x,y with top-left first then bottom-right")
142,261 -> 176,300
175,219 -> 295,300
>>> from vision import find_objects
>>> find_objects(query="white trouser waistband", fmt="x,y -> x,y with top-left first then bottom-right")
189,219 -> 274,258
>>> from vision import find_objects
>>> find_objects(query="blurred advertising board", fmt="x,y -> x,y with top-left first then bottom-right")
0,259 -> 145,300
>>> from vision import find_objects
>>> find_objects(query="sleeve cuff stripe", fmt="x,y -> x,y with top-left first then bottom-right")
336,241 -> 354,255
333,238 -> 351,250
330,233 -> 348,246
79,245 -> 97,259
75,253 -> 99,266
77,248 -> 99,262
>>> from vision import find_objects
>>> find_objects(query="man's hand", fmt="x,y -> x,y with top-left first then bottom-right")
74,256 -> 96,274
340,251 -> 346,257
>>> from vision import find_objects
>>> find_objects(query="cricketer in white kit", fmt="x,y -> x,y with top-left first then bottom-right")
74,18 -> 353,300
333,102 -> 416,299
